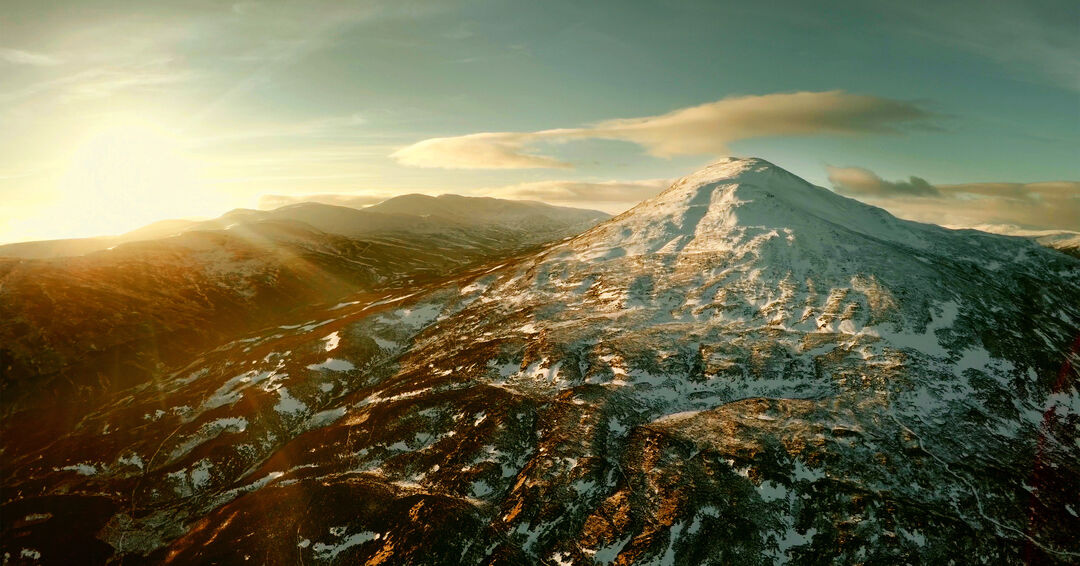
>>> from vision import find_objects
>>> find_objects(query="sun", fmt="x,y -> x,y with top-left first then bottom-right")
52,117 -> 224,239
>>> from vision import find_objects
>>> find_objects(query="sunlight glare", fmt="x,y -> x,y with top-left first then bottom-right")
51,118 -> 225,239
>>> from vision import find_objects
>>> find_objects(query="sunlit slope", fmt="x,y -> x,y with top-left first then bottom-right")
0,196 -> 608,259
2,159 -> 1078,564
0,199 -> 608,423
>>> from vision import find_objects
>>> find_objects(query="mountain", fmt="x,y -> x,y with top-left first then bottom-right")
367,194 -> 604,227
0,198 -> 608,425
0,237 -> 120,260
0,220 -> 199,260
0,196 -> 607,260
1044,234 -> 1080,258
2,159 -> 1078,564
1028,232 -> 1080,260
961,225 -> 1080,260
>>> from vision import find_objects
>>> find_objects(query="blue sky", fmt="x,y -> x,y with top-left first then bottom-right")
1,0 -> 1077,242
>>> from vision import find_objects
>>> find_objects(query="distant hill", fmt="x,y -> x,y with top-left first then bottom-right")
0,195 -> 609,259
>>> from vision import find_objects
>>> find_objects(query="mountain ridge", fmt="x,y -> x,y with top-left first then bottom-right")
2,158 -> 1078,564
0,196 -> 610,259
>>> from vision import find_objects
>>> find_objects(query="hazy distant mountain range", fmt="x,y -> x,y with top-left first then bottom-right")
0,195 -> 609,259
2,162 -> 1078,564
955,225 -> 1080,259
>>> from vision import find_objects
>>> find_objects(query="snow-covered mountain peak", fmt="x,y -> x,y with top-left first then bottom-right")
668,156 -> 787,187
502,157 -> 1074,350
562,157 -> 932,260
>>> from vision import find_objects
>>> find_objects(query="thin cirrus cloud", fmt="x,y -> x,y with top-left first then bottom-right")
395,131 -> 578,170
827,165 -> 1080,232
890,2 -> 1080,92
483,179 -> 672,212
0,47 -> 63,66
392,91 -> 937,169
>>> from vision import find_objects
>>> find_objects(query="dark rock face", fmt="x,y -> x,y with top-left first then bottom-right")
3,160 -> 1078,565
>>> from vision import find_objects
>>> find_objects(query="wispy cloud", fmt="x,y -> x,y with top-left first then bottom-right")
394,132 -> 577,169
0,57 -> 193,106
828,165 -> 1080,231
826,166 -> 938,197
0,47 -> 63,66
231,1 -> 261,16
442,24 -> 474,40
393,91 -> 937,169
483,178 -> 670,210
891,2 -> 1080,91
187,114 -> 371,147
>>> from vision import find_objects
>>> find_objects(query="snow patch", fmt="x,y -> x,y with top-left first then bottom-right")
274,388 -> 309,417
58,462 -> 98,476
190,459 -> 213,489
307,358 -> 355,372
372,336 -> 398,350
321,331 -> 340,351
313,530 -> 379,561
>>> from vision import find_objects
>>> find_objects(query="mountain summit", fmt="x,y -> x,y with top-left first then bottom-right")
573,157 -> 942,260
3,159 -> 1078,564
533,158 -> 1070,338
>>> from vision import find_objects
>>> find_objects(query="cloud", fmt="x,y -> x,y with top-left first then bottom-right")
0,62 -> 193,105
481,178 -> 672,213
585,91 -> 934,156
393,132 -> 574,169
0,48 -> 63,66
189,114 -> 370,147
392,91 -> 936,169
231,2 -> 261,15
443,25 -> 474,40
826,166 -> 939,197
486,178 -> 669,203
890,2 -> 1080,91
828,165 -> 1080,231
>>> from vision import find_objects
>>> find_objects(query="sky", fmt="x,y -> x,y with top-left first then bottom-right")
1,0 -> 1077,243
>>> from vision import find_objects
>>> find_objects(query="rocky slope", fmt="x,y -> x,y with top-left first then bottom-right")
2,159 -> 1078,565
0,198 -> 607,434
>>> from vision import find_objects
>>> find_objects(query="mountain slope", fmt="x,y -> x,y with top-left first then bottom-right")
959,225 -> 1080,260
2,159 -> 1078,564
368,193 -> 607,228
0,197 -> 609,260
0,199 -> 608,428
